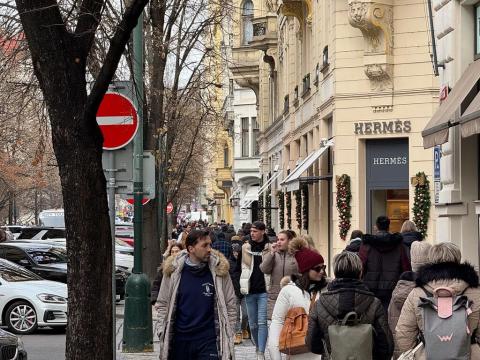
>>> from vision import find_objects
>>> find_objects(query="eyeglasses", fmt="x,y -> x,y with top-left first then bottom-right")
312,265 -> 326,273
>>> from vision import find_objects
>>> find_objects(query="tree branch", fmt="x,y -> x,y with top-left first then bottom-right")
74,0 -> 104,57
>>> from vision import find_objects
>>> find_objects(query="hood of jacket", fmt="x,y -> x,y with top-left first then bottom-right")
319,278 -> 375,318
362,231 -> 403,252
415,262 -> 479,294
401,231 -> 423,247
391,278 -> 416,308
162,249 -> 230,277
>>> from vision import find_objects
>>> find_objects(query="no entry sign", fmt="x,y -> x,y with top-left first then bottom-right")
97,92 -> 139,150
166,202 -> 174,214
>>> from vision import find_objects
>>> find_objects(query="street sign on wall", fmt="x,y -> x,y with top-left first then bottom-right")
97,92 -> 139,150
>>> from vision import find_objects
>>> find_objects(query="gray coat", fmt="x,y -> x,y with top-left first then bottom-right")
154,250 -> 237,360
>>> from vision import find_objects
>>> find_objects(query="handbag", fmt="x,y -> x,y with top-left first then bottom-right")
398,343 -> 423,360
278,307 -> 309,355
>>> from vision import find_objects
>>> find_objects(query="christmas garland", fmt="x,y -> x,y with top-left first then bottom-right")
336,174 -> 352,241
412,172 -> 431,238
302,184 -> 309,231
294,190 -> 302,229
286,191 -> 292,229
265,185 -> 272,229
278,191 -> 285,229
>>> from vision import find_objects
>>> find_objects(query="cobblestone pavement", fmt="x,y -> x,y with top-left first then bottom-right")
234,340 -> 272,360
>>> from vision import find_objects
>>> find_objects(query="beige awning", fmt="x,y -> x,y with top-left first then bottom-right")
422,60 -> 480,148
460,90 -> 480,139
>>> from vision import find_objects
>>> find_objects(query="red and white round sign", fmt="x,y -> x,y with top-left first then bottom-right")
166,202 -> 174,214
96,92 -> 139,150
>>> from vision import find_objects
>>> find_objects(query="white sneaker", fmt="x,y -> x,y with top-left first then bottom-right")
256,352 -> 265,360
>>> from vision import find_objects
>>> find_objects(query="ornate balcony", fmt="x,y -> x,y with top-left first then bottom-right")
279,0 -> 313,24
230,46 -> 260,96
249,15 -> 278,52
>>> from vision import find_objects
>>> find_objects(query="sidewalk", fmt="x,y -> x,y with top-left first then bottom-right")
115,303 -> 267,359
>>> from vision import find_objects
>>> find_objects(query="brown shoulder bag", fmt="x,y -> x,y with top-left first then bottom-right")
278,307 -> 309,355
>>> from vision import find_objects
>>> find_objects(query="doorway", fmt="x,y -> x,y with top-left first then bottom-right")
370,189 -> 409,233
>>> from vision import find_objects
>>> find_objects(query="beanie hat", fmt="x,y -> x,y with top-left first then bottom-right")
411,240 -> 431,272
289,238 -> 325,273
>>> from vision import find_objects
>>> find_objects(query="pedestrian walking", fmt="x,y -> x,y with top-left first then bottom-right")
235,221 -> 270,360
177,223 -> 191,246
155,230 -> 236,360
388,240 -> 431,359
359,216 -> 411,310
400,220 -> 423,259
230,243 -> 250,344
259,229 -> 298,319
267,237 -> 326,360
151,242 -> 184,305
344,230 -> 363,253
212,230 -> 233,260
306,251 -> 394,359
395,242 -> 480,359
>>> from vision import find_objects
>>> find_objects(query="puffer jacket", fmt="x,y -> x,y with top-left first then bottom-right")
306,278 -> 394,360
259,248 -> 298,319
238,237 -> 271,295
396,262 -> 480,359
154,250 -> 237,360
359,231 -> 411,309
401,231 -> 423,260
387,271 -> 416,359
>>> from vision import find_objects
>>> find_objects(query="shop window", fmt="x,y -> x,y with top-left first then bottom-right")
242,0 -> 254,45
241,117 -> 249,157
252,117 -> 260,156
371,190 -> 409,233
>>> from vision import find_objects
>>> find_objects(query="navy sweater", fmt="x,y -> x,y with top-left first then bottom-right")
174,263 -> 216,341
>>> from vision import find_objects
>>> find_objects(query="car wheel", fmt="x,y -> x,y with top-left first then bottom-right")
6,301 -> 38,335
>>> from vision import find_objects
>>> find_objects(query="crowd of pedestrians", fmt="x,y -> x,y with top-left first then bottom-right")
152,216 -> 480,360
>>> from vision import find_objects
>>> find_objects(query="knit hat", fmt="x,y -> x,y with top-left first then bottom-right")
411,240 -> 431,272
289,238 -> 325,273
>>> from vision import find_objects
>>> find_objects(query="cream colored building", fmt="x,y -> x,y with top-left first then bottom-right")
230,0 -> 439,265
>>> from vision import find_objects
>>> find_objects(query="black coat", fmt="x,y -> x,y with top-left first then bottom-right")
151,267 -> 163,305
306,278 -> 394,360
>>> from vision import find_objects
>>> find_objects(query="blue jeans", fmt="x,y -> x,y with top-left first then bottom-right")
245,292 -> 268,353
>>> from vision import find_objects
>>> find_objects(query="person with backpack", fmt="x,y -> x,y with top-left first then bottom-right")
267,237 -> 326,359
359,216 -> 411,310
395,242 -> 480,359
260,229 -> 299,319
306,251 -> 394,360
388,240 -> 431,359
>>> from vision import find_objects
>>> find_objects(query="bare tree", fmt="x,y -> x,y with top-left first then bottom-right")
0,1 -> 148,358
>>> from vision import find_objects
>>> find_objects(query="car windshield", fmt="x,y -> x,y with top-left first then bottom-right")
0,262 -> 42,282
26,248 -> 67,264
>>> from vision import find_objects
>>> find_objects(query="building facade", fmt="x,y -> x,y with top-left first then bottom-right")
229,0 -> 439,265
422,0 -> 480,266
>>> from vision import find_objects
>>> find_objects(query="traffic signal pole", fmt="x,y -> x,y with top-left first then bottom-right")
122,11 -> 154,353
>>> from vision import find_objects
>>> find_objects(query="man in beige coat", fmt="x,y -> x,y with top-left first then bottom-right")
155,230 -> 237,360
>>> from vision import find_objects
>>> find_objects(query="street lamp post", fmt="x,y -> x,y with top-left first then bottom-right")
122,11 -> 153,353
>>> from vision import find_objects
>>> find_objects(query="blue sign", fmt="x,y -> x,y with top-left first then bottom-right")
434,146 -> 441,180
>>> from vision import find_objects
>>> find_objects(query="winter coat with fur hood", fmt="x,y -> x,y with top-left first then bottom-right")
154,249 -> 237,360
359,231 -> 411,308
395,262 -> 480,359
260,247 -> 298,319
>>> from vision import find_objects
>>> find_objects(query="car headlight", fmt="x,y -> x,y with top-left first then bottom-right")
37,293 -> 67,304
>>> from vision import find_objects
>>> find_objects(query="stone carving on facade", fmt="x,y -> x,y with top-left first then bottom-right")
266,0 -> 278,13
279,0 -> 313,25
348,0 -> 393,91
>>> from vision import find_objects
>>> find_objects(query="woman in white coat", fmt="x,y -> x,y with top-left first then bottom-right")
267,238 -> 326,360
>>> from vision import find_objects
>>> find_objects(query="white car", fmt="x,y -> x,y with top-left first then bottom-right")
0,259 -> 67,334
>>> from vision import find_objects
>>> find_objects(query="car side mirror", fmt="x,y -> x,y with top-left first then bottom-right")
19,259 -> 31,267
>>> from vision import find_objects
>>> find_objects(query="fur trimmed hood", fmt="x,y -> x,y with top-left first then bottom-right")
362,231 -> 403,251
415,261 -> 479,288
162,249 -> 230,277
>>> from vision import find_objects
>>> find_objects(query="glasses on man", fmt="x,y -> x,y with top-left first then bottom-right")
312,265 -> 326,273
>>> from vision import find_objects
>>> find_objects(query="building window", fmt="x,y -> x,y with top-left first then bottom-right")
224,146 -> 229,168
242,0 -> 254,45
252,117 -> 260,156
241,117 -> 250,157
229,79 -> 234,96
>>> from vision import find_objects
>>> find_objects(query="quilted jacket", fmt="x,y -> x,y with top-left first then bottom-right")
306,278 -> 394,360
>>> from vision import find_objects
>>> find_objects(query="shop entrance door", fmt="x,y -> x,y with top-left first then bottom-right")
366,139 -> 409,233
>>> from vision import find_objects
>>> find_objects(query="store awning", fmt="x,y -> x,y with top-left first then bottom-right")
281,139 -> 334,192
422,60 -> 480,149
460,90 -> 480,139
257,165 -> 281,197
240,186 -> 259,209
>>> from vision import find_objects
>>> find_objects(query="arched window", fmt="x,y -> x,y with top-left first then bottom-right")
242,0 -> 254,45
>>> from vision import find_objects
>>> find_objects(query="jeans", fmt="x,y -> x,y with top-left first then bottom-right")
170,336 -> 218,359
235,297 -> 249,333
245,292 -> 268,353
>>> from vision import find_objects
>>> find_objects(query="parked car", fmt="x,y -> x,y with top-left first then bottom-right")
0,243 -> 130,301
16,227 -> 65,241
0,258 -> 67,334
0,327 -> 27,359
115,238 -> 133,255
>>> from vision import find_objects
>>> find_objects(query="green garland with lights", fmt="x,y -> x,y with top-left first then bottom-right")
294,190 -> 302,229
412,172 -> 431,238
302,184 -> 309,231
336,174 -> 352,241
266,185 -> 272,229
278,191 -> 285,229
286,191 -> 292,229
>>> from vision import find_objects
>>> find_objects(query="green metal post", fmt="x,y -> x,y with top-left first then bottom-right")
122,11 -> 153,353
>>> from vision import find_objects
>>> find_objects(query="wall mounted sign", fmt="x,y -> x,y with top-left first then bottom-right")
354,120 -> 411,135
